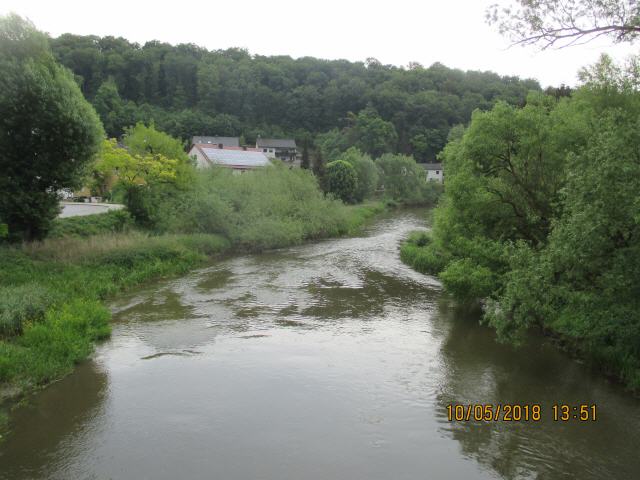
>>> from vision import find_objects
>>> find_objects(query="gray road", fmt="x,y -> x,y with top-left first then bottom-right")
58,202 -> 125,218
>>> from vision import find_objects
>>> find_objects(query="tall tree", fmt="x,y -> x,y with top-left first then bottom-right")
301,138 -> 310,169
312,149 -> 326,184
0,14 -> 104,241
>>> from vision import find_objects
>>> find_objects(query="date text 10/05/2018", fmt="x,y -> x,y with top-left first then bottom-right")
446,404 -> 597,422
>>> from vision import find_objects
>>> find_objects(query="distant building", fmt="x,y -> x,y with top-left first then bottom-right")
421,163 -> 444,183
256,138 -> 298,165
191,136 -> 240,148
188,143 -> 270,173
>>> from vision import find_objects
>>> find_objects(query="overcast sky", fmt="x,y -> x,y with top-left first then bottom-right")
1,0 -> 636,87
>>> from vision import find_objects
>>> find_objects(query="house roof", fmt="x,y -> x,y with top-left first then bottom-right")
195,144 -> 261,152
256,138 -> 297,149
192,136 -> 240,147
420,163 -> 443,170
196,145 -> 270,168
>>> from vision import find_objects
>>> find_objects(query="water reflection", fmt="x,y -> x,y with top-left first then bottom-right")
0,362 -> 108,480
434,300 -> 640,479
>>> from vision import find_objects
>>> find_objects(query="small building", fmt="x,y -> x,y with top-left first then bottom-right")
191,136 -> 240,148
256,138 -> 298,165
421,163 -> 444,183
188,143 -> 270,173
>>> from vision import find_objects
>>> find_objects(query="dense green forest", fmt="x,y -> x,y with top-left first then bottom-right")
49,34 -> 540,160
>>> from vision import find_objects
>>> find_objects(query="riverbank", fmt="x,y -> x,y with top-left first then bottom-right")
400,229 -> 640,393
0,201 -> 386,415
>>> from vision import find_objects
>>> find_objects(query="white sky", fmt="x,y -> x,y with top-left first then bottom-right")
1,0 -> 636,88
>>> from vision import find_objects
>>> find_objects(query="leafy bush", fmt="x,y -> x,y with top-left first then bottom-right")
156,165 -> 358,248
376,153 -> 443,205
400,231 -> 449,275
405,80 -> 640,389
324,160 -> 358,204
339,148 -> 379,202
48,209 -> 134,238
439,259 -> 497,303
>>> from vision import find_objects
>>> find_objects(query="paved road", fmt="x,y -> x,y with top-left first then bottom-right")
59,202 -> 125,218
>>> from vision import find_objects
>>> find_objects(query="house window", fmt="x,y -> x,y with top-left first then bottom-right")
263,148 -> 267,152
436,170 -> 439,174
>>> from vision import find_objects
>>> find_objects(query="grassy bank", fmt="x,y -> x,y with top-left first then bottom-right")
0,199 -> 385,411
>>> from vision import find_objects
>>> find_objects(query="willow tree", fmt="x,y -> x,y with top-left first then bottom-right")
0,14 -> 104,241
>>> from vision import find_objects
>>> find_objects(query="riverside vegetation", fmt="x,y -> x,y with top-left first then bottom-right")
0,169 -> 389,403
0,16 -> 442,418
401,70 -> 640,390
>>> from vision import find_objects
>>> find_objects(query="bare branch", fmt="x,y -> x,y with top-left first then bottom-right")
487,1 -> 640,49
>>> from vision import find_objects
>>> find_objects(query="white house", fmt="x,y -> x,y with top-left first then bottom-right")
188,144 -> 270,174
256,138 -> 299,165
422,163 -> 444,183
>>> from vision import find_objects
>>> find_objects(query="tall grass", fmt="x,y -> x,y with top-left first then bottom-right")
156,165 -> 366,249
400,231 -> 449,274
48,209 -> 134,238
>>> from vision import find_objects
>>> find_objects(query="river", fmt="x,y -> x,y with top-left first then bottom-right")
1,210 -> 639,479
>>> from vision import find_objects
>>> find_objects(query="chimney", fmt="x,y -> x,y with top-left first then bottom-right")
218,143 -> 223,149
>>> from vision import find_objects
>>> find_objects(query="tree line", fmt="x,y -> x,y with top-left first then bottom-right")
49,33 -> 541,160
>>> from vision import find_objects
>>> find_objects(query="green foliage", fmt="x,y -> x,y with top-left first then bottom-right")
48,209 -> 134,238
0,284 -> 54,337
94,133 -> 194,227
439,259 -> 497,303
0,299 -> 110,384
405,64 -> 640,388
47,30 -> 540,151
0,232 -> 229,388
324,160 -> 358,204
93,78 -> 127,137
339,148 -> 379,202
155,165 -> 365,250
316,129 -> 350,161
0,15 -> 104,242
400,231 -> 450,275
347,106 -> 398,157
123,122 -> 189,162
376,153 -> 443,205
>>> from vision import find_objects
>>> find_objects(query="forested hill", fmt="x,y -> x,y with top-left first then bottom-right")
50,34 -> 541,160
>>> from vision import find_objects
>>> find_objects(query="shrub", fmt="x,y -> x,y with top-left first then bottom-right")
324,160 -> 358,204
339,148 -> 379,202
48,209 -> 134,238
155,165 -> 358,247
400,231 -> 449,275
439,258 -> 497,303
376,153 -> 443,205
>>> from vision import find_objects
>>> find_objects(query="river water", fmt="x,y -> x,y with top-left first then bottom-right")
1,211 -> 639,479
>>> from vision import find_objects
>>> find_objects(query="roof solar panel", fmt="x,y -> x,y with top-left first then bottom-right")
202,148 -> 271,167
